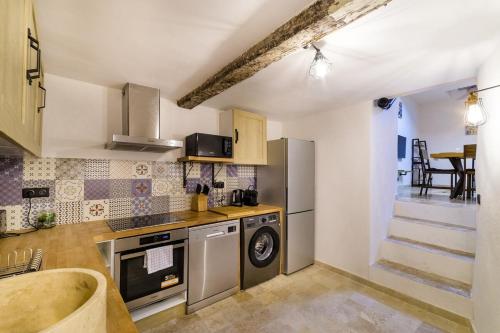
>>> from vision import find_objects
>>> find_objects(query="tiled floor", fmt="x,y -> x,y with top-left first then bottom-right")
136,264 -> 471,333
396,186 -> 476,207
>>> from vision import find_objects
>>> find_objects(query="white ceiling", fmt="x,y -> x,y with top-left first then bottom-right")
404,79 -> 477,106
36,0 -> 500,120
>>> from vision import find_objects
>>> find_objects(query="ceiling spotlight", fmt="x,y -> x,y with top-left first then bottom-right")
305,44 -> 332,79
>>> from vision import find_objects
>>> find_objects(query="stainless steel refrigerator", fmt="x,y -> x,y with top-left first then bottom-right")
257,138 -> 315,274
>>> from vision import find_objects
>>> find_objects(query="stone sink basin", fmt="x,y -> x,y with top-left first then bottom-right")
0,268 -> 107,333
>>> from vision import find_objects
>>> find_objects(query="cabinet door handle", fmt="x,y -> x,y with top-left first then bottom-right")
26,28 -> 41,85
38,82 -> 46,113
235,129 -> 239,144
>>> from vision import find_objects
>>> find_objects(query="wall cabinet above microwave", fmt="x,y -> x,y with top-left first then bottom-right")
0,0 -> 45,157
219,109 -> 267,165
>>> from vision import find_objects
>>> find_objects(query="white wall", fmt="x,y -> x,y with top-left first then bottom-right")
414,98 -> 477,185
267,120 -> 283,140
283,101 -> 372,278
397,97 -> 419,185
42,74 -> 282,161
472,45 -> 500,333
370,102 -> 398,263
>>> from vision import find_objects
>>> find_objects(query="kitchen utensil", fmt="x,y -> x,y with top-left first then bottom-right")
230,189 -> 244,207
196,183 -> 202,195
191,194 -> 208,212
243,186 -> 259,206
202,184 -> 210,195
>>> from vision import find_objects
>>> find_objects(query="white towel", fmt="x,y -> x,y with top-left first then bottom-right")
143,245 -> 173,274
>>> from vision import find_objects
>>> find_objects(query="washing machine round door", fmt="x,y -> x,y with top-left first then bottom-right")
248,226 -> 280,268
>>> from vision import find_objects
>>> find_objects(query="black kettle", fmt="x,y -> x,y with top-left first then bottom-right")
231,189 -> 244,207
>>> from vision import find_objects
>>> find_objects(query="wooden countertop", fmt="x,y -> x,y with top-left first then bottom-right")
208,204 -> 282,219
0,204 -> 282,333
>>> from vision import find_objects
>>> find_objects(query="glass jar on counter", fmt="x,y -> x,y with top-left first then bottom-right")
36,210 -> 56,229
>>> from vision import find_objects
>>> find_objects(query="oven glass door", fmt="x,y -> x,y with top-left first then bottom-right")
119,243 -> 185,303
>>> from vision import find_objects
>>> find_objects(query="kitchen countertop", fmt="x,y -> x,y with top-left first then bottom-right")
0,204 -> 282,333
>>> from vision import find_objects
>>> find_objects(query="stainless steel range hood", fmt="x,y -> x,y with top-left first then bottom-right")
106,83 -> 183,152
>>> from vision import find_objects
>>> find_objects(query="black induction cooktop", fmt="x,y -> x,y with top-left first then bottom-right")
106,213 -> 183,232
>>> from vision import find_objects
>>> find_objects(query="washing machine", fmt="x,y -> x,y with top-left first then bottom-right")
241,213 -> 280,289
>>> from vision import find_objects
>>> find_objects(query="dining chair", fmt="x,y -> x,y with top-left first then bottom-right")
463,144 -> 477,200
418,140 -> 457,196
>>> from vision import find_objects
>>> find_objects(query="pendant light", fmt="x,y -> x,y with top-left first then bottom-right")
306,44 -> 332,79
464,84 -> 500,126
464,92 -> 487,126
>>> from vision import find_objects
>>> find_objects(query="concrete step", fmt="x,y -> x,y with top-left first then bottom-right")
370,260 -> 472,318
380,236 -> 474,284
389,217 -> 476,254
394,199 -> 476,229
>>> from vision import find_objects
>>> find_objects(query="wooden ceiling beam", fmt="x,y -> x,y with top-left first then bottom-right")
177,0 -> 392,109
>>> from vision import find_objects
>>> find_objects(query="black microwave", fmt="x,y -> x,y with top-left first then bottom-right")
185,133 -> 232,158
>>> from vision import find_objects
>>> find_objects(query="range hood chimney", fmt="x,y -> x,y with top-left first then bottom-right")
106,83 -> 183,152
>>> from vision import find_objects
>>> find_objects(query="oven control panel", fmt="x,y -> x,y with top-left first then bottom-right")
140,233 -> 170,245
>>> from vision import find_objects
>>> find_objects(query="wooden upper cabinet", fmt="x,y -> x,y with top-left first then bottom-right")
0,0 -> 28,141
0,0 -> 43,156
220,109 -> 267,165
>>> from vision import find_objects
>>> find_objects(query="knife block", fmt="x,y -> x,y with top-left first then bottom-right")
191,194 -> 208,212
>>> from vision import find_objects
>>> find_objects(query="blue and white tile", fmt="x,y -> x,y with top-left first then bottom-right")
0,157 -> 23,182
152,179 -> 170,197
226,164 -> 238,178
168,195 -> 191,212
239,177 -> 256,190
167,162 -> 183,179
0,205 -> 23,231
132,161 -> 152,179
0,179 -> 22,206
23,157 -> 56,180
55,201 -> 82,224
152,161 -> 169,179
84,179 -> 110,200
131,179 -> 152,197
55,180 -> 84,202
110,160 -> 134,179
84,159 -> 110,179
83,199 -> 110,221
110,198 -> 132,219
110,179 -> 132,198
238,165 -> 256,178
152,196 -> 169,214
132,197 -> 152,216
185,178 -> 201,194
55,159 -> 84,180
185,163 -> 200,178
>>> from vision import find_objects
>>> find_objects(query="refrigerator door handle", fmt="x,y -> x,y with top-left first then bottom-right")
285,187 -> 288,212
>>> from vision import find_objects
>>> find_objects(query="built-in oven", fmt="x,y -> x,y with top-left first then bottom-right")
113,228 -> 188,311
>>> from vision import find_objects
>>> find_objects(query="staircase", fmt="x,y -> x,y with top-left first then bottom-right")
370,198 -> 476,319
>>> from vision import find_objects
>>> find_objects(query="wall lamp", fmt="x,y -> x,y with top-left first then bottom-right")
304,43 -> 332,79
465,84 -> 500,126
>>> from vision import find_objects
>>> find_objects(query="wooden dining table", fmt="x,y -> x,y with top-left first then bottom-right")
430,152 -> 464,199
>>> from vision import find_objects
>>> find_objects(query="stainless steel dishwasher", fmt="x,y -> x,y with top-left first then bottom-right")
187,219 -> 240,313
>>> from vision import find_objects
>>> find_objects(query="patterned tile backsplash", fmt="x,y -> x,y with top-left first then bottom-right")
0,157 -> 256,231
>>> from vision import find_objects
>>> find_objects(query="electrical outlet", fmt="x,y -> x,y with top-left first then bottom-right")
22,187 -> 50,199
213,182 -> 225,189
